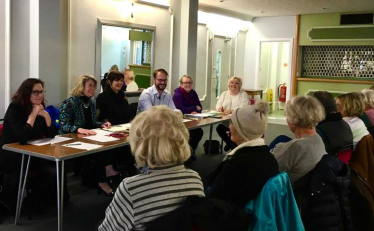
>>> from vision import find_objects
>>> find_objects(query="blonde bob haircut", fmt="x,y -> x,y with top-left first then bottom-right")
336,92 -> 365,117
227,76 -> 243,89
71,75 -> 97,97
123,69 -> 135,81
179,75 -> 193,85
361,89 -> 374,108
285,96 -> 325,129
129,105 -> 191,168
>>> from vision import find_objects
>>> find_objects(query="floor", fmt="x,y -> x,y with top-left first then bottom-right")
0,122 -> 293,231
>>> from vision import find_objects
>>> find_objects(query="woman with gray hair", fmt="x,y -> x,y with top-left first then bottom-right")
207,101 -> 279,208
99,106 -> 205,231
271,96 -> 326,184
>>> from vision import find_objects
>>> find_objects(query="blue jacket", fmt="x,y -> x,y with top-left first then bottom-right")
58,96 -> 102,134
245,172 -> 305,231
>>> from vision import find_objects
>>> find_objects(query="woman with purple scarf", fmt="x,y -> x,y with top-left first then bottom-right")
173,75 -> 204,160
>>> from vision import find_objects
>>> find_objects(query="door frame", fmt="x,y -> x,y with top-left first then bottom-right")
255,38 -> 293,102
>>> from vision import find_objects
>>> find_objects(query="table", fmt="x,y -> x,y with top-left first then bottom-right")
243,89 -> 263,99
3,115 -> 230,231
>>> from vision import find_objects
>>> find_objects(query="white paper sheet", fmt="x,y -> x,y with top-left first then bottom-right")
90,129 -> 113,136
183,119 -> 192,122
27,136 -> 73,146
184,113 -> 213,118
82,135 -> 119,143
62,141 -> 103,150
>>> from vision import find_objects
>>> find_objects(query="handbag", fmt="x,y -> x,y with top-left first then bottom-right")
203,140 -> 221,154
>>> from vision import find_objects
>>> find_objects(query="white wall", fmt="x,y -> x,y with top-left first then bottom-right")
0,0 -> 7,119
69,0 -> 171,92
243,16 -> 296,89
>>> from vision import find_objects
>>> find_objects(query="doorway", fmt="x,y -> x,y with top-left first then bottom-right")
257,40 -> 292,117
210,36 -> 232,109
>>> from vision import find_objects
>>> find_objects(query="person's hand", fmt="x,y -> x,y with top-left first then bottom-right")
31,104 -> 44,117
217,106 -> 224,112
77,128 -> 97,135
224,109 -> 233,115
38,110 -> 48,118
191,111 -> 197,114
101,122 -> 111,129
196,106 -> 202,111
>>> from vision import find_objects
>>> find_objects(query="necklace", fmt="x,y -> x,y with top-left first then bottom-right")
83,102 -> 89,109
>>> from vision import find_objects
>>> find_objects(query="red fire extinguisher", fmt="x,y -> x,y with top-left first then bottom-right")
278,83 -> 287,103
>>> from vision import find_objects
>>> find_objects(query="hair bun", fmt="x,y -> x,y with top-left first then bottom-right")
255,101 -> 270,115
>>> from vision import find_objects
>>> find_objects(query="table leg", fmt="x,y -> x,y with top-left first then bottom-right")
208,125 -> 213,154
56,160 -> 64,231
15,154 -> 30,225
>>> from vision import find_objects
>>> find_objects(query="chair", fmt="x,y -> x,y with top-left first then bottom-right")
245,172 -> 305,231
129,103 -> 138,120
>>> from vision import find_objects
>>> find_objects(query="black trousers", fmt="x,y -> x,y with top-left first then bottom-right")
189,128 -> 203,154
216,124 -> 236,149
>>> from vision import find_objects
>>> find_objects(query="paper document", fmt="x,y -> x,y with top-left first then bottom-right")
82,135 -> 119,143
62,141 -> 103,150
103,123 -> 131,133
27,136 -> 73,146
184,113 -> 213,118
90,129 -> 113,136
183,119 -> 192,122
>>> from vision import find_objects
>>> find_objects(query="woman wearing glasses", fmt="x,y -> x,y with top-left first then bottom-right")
172,75 -> 204,160
59,75 -> 116,196
0,78 -> 66,211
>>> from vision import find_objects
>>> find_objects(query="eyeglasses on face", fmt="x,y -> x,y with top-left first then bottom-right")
156,78 -> 168,83
32,90 -> 46,96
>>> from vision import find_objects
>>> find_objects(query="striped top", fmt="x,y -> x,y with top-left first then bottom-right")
98,165 -> 205,231
343,116 -> 369,149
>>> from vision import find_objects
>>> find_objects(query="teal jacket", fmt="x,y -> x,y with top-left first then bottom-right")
245,172 -> 305,231
58,96 -> 102,134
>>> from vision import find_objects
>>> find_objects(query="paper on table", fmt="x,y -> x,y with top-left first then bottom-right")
62,142 -> 103,150
27,136 -> 73,146
183,119 -> 192,122
82,135 -> 119,143
184,113 -> 213,118
103,123 -> 131,133
90,129 -> 112,136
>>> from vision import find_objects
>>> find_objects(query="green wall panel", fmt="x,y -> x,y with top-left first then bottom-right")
129,30 -> 153,41
300,13 -> 374,46
297,81 -> 372,95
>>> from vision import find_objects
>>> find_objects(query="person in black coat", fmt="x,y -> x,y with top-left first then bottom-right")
96,71 -> 136,178
0,78 -> 67,211
207,101 -> 279,208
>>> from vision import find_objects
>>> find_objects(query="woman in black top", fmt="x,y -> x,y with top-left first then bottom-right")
96,71 -> 136,177
0,78 -> 64,209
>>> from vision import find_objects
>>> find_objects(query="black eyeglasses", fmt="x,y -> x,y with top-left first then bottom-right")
156,78 -> 168,83
32,90 -> 46,96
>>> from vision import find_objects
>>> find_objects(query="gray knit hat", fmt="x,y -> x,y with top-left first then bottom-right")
231,101 -> 270,141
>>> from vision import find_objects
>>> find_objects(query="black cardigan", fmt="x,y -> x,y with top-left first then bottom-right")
207,145 -> 279,208
96,86 -> 131,125
0,102 -> 56,172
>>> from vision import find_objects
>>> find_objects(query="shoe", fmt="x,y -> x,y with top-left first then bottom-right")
224,144 -> 231,152
97,185 -> 114,197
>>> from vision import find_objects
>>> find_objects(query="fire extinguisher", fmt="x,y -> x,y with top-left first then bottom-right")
278,83 -> 287,103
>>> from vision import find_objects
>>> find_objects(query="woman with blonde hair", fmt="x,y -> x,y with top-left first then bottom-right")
271,96 -> 326,183
336,93 -> 369,148
59,75 -> 116,196
361,89 -> 374,124
123,69 -> 138,92
216,77 -> 249,151
99,106 -> 204,231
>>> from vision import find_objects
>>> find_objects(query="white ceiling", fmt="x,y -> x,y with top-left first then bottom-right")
199,0 -> 374,18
